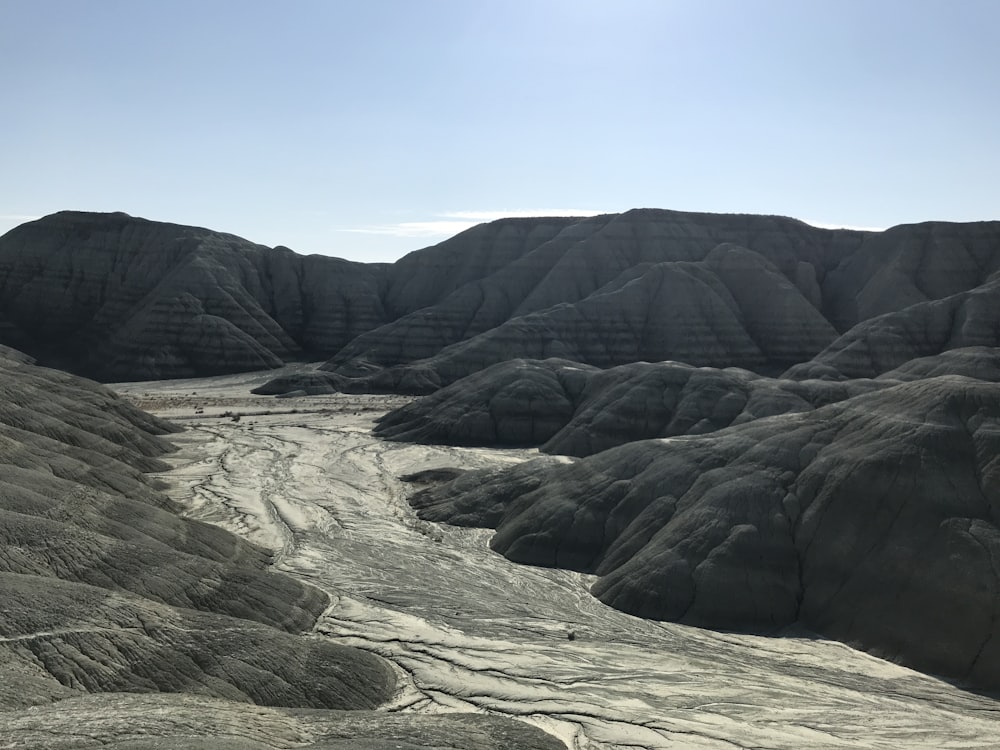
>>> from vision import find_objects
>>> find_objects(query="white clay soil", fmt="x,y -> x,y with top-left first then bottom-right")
108,367 -> 1000,750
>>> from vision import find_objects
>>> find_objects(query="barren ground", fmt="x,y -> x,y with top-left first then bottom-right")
110,367 -> 1000,750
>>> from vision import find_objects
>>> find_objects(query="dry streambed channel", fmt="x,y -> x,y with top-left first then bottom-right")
114,371 -> 1000,750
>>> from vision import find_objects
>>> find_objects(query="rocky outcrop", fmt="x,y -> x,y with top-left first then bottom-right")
4,210 -> 999,388
0,348 -> 394,711
374,358 -> 888,455
0,212 -> 390,380
786,277 -> 1000,380
375,347 -> 1000,456
321,211 -> 862,380
407,376 -> 1000,689
0,348 -> 565,748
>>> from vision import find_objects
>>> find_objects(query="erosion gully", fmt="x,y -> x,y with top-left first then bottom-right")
115,371 -> 1000,750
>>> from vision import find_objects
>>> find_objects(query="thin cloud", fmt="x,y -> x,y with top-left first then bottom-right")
802,219 -> 886,232
339,209 -> 605,239
441,209 -> 604,221
340,220 -> 479,238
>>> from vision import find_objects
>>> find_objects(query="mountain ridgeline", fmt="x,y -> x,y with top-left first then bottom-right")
5,208 -> 1000,695
2,209 -> 999,384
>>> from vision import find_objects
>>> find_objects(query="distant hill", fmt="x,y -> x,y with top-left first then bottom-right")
2,209 -> 997,385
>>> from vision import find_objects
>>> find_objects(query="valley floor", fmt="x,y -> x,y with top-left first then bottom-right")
113,369 -> 1000,750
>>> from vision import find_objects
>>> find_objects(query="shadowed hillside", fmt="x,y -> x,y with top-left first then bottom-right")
0,347 -> 564,749
407,375 -> 1000,690
4,209 -> 998,386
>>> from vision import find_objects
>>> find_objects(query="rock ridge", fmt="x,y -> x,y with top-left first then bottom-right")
406,375 -> 1000,689
5,209 -> 998,386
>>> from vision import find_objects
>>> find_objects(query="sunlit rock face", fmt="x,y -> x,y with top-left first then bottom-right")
410,375 -> 1000,689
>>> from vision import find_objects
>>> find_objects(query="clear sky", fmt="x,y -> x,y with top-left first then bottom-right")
2,0 -> 997,262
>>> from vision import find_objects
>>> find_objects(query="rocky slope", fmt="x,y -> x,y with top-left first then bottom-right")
786,276 -> 1000,380
372,358 -> 884,455
322,211 -> 860,377
373,347 -> 1000,456
0,348 -> 564,749
302,213 -> 1000,394
407,375 -> 1000,689
0,348 -> 391,708
5,209 -> 998,388
0,211 -> 389,380
340,243 -> 838,389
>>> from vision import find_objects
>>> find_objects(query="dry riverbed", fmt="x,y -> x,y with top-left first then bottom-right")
111,368 -> 1000,750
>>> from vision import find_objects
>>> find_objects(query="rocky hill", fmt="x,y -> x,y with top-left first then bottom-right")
310,212 -> 1000,391
407,375 -> 1000,690
0,348 -> 563,749
3,209 -> 998,386
372,347 -> 1000,456
4,207 -> 1000,701
0,211 -> 389,380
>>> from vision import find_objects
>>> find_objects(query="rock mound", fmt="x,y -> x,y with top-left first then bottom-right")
786,277 -> 1000,380
0,347 -> 564,748
0,212 -> 388,380
4,210 -> 999,391
374,358 -> 885,456
407,376 -> 1000,689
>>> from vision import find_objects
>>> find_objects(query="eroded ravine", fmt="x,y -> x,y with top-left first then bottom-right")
117,375 -> 1000,750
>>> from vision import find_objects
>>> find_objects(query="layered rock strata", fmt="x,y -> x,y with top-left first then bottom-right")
6,210 -> 999,387
407,376 -> 1000,689
0,348 -> 565,749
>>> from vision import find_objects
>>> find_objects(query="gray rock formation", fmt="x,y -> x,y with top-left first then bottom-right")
0,211 -> 389,380
0,348 -> 566,748
375,347 -> 1000,456
1,693 -> 566,750
0,348 -> 392,710
374,358 -> 887,455
321,211 -> 863,382
4,209 -> 999,390
372,244 -> 837,385
820,220 -> 1000,329
295,212 -> 1000,395
786,277 -> 1000,380
375,359 -> 595,446
407,376 -> 1000,689
878,346 -> 1000,381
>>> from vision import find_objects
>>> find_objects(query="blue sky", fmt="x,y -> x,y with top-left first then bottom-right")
2,0 -> 997,261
